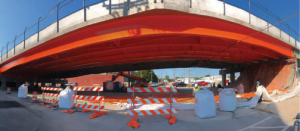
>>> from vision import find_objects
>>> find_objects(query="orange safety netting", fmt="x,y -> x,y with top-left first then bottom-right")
81,88 -> 290,104
229,59 -> 296,92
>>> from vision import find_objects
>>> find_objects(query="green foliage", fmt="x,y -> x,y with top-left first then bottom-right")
194,77 -> 200,80
165,75 -> 170,81
204,74 -> 210,77
134,70 -> 158,82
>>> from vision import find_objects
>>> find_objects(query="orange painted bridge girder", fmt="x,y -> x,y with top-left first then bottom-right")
0,9 -> 294,77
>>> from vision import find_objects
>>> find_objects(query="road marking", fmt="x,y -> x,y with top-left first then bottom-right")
281,125 -> 290,131
237,116 -> 272,131
295,122 -> 298,131
251,126 -> 286,129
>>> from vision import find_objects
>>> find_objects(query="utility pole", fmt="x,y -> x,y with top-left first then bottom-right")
188,68 -> 190,86
183,68 -> 185,83
151,70 -> 152,82
161,69 -> 162,83
173,69 -> 176,82
181,68 -> 183,82
203,68 -> 205,78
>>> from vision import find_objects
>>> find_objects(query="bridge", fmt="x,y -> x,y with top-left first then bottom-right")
0,0 -> 299,88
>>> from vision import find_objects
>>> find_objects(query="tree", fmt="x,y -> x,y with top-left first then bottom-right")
135,70 -> 158,83
175,77 -> 180,79
165,75 -> 170,82
204,74 -> 210,77
194,77 -> 200,80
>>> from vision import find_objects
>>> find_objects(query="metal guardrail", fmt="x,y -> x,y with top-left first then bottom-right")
1,0 -> 299,62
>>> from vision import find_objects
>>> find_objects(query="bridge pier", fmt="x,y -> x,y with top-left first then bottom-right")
1,76 -> 7,90
220,66 -> 245,87
230,72 -> 235,85
222,74 -> 226,87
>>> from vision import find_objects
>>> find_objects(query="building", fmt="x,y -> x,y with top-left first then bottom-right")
67,71 -> 135,87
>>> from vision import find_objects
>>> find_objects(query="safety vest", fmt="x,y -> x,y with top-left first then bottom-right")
193,87 -> 200,92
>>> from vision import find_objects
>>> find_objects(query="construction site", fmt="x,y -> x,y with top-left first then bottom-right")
0,0 -> 300,131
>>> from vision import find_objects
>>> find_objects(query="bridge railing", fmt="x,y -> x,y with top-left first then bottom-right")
1,0 -> 299,62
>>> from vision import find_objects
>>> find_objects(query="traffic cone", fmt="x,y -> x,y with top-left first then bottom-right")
82,109 -> 91,112
127,117 -> 140,129
89,111 -> 106,119
45,105 -> 51,108
165,115 -> 176,124
61,110 -> 69,113
61,109 -> 74,114
6,87 -> 11,94
68,109 -> 74,114
31,92 -> 38,102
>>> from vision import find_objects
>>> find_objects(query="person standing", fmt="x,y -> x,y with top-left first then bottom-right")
256,81 -> 263,103
193,84 -> 200,96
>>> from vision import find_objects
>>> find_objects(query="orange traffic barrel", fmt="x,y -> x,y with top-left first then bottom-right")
6,87 -> 11,94
31,91 -> 38,102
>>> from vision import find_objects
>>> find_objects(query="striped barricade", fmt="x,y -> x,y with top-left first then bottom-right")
72,86 -> 105,115
42,93 -> 59,97
73,103 -> 104,110
41,87 -> 62,105
127,98 -> 177,104
127,87 -> 177,93
73,87 -> 103,91
126,87 -> 177,128
73,95 -> 104,101
41,87 -> 63,91
43,98 -> 59,104
127,109 -> 177,116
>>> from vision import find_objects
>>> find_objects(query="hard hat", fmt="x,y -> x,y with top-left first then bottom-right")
257,81 -> 260,84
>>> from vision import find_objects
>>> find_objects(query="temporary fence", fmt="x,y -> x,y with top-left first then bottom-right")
41,87 -> 63,106
72,86 -> 105,113
126,87 -> 177,128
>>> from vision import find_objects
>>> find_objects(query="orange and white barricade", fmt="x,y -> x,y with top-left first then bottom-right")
6,87 -> 11,94
126,87 -> 177,128
72,86 -> 105,118
41,87 -> 62,106
31,91 -> 38,102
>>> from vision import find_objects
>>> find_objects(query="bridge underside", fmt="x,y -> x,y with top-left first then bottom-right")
0,9 -> 293,78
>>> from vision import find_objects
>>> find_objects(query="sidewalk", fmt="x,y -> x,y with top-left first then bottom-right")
0,90 -> 298,131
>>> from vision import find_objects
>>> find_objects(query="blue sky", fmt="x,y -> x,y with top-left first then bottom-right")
0,0 -> 299,79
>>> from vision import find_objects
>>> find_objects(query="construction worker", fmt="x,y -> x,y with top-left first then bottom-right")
256,81 -> 263,103
193,84 -> 200,96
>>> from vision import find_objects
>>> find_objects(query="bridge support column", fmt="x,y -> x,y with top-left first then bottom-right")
1,77 -> 7,90
222,74 -> 226,87
230,72 -> 235,86
28,81 -> 35,90
16,81 -> 22,88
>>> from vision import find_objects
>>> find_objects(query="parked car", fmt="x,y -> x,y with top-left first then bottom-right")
172,82 -> 176,86
195,81 -> 209,87
174,82 -> 186,87
150,82 -> 158,87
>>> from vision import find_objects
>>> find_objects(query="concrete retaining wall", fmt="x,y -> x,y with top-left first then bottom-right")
2,0 -> 299,64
